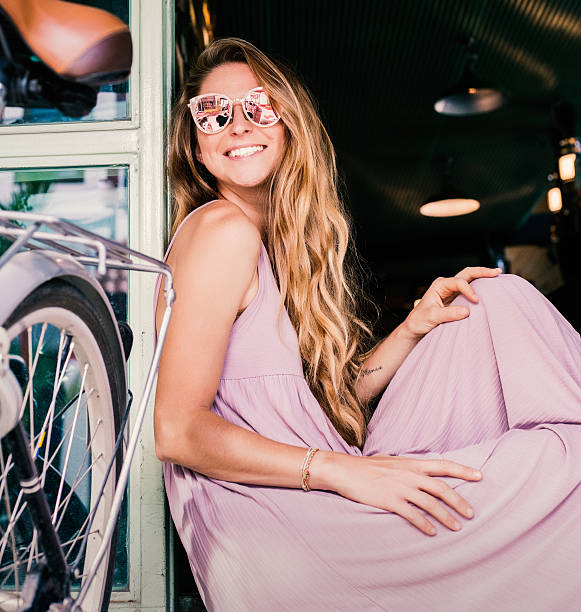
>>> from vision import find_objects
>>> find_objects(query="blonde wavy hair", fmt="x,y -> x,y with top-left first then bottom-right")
168,38 -> 376,448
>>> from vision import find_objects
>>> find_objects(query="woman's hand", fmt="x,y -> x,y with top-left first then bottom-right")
324,453 -> 482,535
403,266 -> 502,339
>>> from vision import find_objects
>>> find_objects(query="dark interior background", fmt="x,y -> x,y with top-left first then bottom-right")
172,1 -> 581,609
177,0 -> 581,333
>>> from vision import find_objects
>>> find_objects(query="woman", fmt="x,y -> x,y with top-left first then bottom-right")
155,38 -> 581,611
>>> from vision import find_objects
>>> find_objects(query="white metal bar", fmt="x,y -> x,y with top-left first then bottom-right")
74,292 -> 174,609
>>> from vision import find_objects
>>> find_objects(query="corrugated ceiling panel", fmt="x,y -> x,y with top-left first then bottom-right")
210,0 -> 581,257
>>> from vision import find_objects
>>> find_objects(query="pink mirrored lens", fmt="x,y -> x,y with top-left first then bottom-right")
193,95 -> 231,133
244,88 -> 279,126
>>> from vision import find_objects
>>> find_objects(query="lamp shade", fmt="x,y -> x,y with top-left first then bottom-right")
434,86 -> 504,116
420,179 -> 480,218
420,197 -> 480,217
434,47 -> 505,116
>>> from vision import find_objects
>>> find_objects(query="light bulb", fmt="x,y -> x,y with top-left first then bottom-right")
419,198 -> 480,217
547,186 -> 562,212
558,153 -> 576,181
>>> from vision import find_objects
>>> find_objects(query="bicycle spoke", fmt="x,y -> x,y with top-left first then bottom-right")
0,450 -> 14,505
0,491 -> 27,563
40,332 -> 75,488
53,418 -> 103,529
0,527 -> 99,589
26,333 -> 72,463
51,390 -> 86,432
28,326 -> 33,450
64,513 -> 94,561
26,529 -> 38,574
52,363 -> 88,524
39,412 -> 80,477
55,444 -> 104,533
19,322 -> 47,425
29,393 -> 94,498
0,449 -> 19,593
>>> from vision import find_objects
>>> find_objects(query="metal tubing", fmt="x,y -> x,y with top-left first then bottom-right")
0,223 -> 40,269
0,228 -> 107,275
73,293 -> 174,609
0,210 -> 172,270
76,257 -> 174,290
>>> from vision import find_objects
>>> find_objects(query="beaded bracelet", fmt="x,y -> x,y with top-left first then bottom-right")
300,447 -> 319,491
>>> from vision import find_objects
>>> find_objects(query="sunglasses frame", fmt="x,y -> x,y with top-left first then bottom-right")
187,86 -> 281,134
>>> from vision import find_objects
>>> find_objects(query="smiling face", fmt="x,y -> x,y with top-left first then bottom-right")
194,62 -> 286,198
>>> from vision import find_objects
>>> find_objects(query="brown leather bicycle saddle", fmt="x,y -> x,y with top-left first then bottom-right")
0,0 -> 131,85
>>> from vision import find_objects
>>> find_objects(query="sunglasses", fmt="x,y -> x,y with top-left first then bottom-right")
187,86 -> 280,135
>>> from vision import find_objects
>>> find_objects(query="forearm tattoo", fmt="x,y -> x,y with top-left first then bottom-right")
361,366 -> 383,376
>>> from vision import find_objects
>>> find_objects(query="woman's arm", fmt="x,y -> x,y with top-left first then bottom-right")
154,206 -> 481,535
155,202 -> 346,490
355,268 -> 503,403
354,322 -> 420,405
154,200 -> 311,486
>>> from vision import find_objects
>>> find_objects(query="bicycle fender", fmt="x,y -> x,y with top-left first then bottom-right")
0,250 -> 127,362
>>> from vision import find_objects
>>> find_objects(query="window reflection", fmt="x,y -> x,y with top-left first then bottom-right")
0,0 -> 130,126
0,166 -> 129,317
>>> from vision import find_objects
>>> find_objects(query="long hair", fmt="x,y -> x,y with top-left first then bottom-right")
168,38 -> 376,447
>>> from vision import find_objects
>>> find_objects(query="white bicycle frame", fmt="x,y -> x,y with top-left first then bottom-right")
0,210 -> 175,610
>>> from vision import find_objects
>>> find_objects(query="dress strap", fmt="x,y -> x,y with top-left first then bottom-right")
161,199 -> 219,263
153,200 -> 219,330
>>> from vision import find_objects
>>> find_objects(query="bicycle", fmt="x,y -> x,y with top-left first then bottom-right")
0,2 -> 175,610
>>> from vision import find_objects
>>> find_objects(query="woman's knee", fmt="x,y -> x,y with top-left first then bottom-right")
469,273 -> 535,304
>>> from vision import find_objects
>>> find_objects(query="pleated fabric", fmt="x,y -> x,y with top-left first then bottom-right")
157,202 -> 581,611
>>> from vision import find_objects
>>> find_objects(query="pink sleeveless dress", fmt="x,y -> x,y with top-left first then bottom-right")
156,200 -> 581,611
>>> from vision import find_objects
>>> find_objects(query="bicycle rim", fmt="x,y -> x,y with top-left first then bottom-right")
0,281 -> 125,611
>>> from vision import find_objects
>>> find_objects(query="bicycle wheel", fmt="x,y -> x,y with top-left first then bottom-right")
0,279 -> 126,611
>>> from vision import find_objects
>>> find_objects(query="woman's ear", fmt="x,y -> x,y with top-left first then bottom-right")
195,144 -> 203,164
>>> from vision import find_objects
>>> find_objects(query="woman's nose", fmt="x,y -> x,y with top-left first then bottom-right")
230,103 -> 252,134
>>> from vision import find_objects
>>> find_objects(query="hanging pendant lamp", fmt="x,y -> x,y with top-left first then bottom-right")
558,137 -> 580,182
434,38 -> 505,117
420,157 -> 480,218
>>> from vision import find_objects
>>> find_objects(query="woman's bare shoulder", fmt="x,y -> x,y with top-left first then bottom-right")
168,199 -> 261,272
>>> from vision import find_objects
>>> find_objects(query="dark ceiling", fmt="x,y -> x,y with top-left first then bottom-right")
181,0 -> 581,320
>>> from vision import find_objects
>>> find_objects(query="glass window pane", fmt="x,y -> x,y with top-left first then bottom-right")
1,0 -> 130,126
0,166 -> 129,589
0,166 -> 129,321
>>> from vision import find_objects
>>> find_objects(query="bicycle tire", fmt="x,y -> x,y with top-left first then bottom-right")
0,279 -> 126,611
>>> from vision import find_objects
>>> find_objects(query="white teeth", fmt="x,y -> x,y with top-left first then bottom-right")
227,145 -> 265,158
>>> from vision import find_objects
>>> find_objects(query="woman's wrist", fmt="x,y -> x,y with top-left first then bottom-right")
398,316 -> 425,344
306,450 -> 336,491
307,449 -> 354,493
